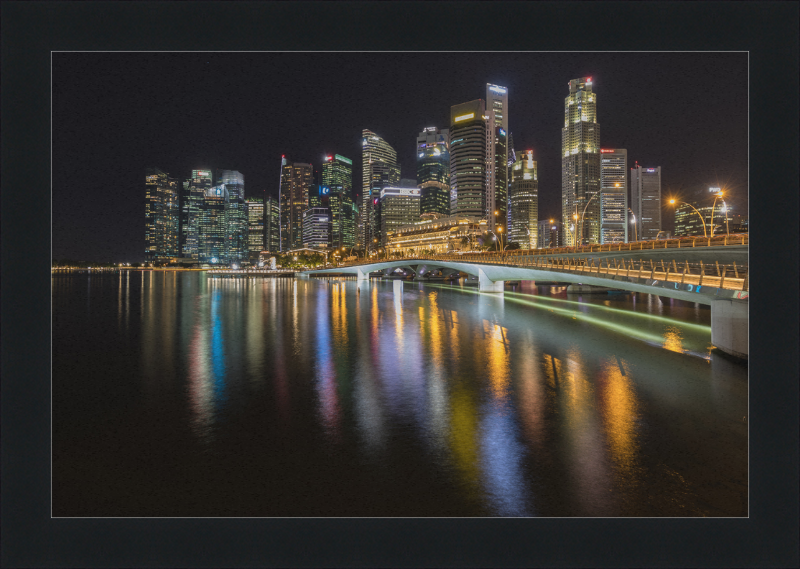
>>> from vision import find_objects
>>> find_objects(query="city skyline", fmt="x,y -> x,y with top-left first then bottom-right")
53,52 -> 748,262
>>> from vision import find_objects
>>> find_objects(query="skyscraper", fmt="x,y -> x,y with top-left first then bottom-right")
246,197 -> 264,262
265,195 -> 280,252
562,77 -> 601,246
145,167 -> 181,262
362,130 -> 400,251
631,166 -> 662,240
279,158 -> 313,251
537,219 -> 561,249
181,169 -> 211,259
322,154 -> 353,249
377,186 -> 421,246
416,127 -> 450,218
508,150 -> 538,249
600,148 -> 628,243
486,84 -> 508,232
198,183 -> 228,264
449,99 -> 488,219
216,169 -> 247,263
302,208 -> 332,249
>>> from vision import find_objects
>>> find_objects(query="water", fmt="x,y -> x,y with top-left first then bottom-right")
52,271 -> 747,517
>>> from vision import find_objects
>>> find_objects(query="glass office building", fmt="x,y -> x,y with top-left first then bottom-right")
279,158 -> 313,251
198,183 -> 229,264
631,165 -> 662,240
416,127 -> 450,218
362,130 -> 400,251
265,195 -> 280,253
600,148 -> 628,243
561,77 -> 601,246
377,186 -> 421,246
180,169 -> 211,259
145,167 -> 180,262
486,84 -> 508,232
246,197 -> 264,262
508,150 -> 538,249
449,99 -> 488,220
217,169 -> 247,263
322,154 -> 354,249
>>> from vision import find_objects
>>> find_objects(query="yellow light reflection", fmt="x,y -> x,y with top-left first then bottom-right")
483,320 -> 510,400
448,387 -> 481,499
663,325 -> 684,353
599,358 -> 641,488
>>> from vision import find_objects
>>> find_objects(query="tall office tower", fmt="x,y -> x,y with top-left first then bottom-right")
145,167 -> 181,262
416,127 -> 450,218
302,207 -> 332,249
265,195 -> 281,252
246,197 -> 264,262
198,183 -> 229,264
630,165 -> 662,240
449,99 -> 488,219
362,130 -> 400,251
486,84 -> 509,231
537,219 -> 561,249
506,132 -> 516,231
309,184 -> 330,209
561,77 -> 601,246
215,169 -> 247,263
600,148 -> 628,243
508,150 -> 538,249
341,199 -> 357,249
377,186 -> 421,246
279,159 -> 313,251
322,154 -> 353,249
180,169 -> 212,259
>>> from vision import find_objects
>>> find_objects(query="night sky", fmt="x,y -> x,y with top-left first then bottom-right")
52,51 -> 747,262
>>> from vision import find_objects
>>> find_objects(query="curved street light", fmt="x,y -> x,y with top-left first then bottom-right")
669,199 -> 707,238
710,190 -> 725,237
627,208 -> 639,242
578,192 -> 599,246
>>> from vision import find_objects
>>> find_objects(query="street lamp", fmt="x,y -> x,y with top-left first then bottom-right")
669,199 -> 707,238
578,192 -> 599,246
710,190 -> 724,237
627,208 -> 639,241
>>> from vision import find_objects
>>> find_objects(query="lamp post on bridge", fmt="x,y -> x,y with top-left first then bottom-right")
628,208 -> 639,241
669,199 -> 707,238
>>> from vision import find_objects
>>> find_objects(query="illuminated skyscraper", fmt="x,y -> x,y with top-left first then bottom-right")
362,130 -> 400,251
265,195 -> 280,252
537,219 -> 561,249
198,183 -> 228,264
302,207 -> 331,249
561,77 -> 601,246
180,169 -> 211,259
600,148 -> 628,243
145,167 -> 180,262
377,186 -> 421,246
279,158 -> 313,251
449,99 -> 488,219
486,84 -> 508,231
631,165 -> 662,240
246,197 -> 264,262
416,127 -> 450,218
322,154 -> 354,249
216,169 -> 247,263
508,150 -> 538,249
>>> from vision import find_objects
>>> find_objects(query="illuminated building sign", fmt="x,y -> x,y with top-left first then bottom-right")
325,156 -> 332,161
587,77 -> 592,83
498,128 -> 506,136
322,186 -> 330,195
709,187 -> 722,193
601,149 -> 614,153
646,168 -> 657,173
489,85 -> 507,94
334,154 -> 352,164
454,113 -> 474,122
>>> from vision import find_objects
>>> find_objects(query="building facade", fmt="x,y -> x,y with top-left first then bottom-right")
246,197 -> 264,262
265,195 -> 280,252
180,169 -> 212,259
217,169 -> 247,263
321,154 -> 354,249
561,77 -> 601,246
279,158 -> 313,251
537,219 -> 561,249
377,186 -> 421,246
674,201 -> 731,237
486,84 -> 508,232
386,215 -> 487,256
600,148 -> 628,243
145,167 -> 181,262
508,150 -> 539,249
631,165 -> 662,240
416,127 -> 450,218
449,99 -> 488,220
198,183 -> 228,264
362,130 -> 400,251
302,207 -> 331,249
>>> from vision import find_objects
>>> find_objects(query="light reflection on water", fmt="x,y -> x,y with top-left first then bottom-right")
52,273 -> 747,517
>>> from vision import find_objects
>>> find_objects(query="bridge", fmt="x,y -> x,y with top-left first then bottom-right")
300,237 -> 748,360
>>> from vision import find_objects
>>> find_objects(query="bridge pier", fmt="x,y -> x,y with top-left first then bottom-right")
711,299 -> 748,359
356,268 -> 370,281
478,268 -> 504,293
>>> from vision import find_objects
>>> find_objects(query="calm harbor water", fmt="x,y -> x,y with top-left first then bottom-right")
52,271 -> 747,517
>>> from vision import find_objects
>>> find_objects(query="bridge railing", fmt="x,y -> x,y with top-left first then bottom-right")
317,253 -> 748,292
